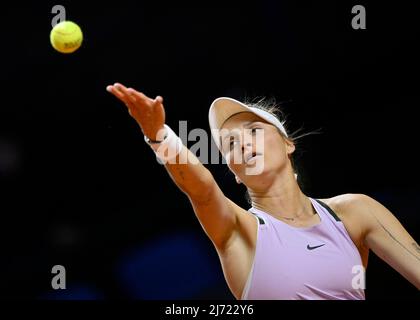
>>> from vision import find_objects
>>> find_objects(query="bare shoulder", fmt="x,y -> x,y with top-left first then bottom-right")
319,193 -> 386,231
319,193 -> 376,219
319,193 -> 379,254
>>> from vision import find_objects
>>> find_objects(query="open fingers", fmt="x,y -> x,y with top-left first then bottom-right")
106,83 -> 162,118
106,85 -> 125,100
114,84 -> 135,106
107,83 -> 136,111
107,84 -> 129,104
125,87 -> 156,107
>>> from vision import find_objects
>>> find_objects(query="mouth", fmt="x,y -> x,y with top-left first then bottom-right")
245,152 -> 262,164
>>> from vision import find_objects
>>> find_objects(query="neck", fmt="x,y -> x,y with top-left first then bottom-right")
248,169 -> 313,220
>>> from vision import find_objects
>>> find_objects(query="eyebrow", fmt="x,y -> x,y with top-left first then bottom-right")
220,121 -> 264,143
244,121 -> 263,128
221,133 -> 235,144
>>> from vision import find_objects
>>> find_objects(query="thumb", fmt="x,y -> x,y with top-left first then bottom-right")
154,95 -> 163,104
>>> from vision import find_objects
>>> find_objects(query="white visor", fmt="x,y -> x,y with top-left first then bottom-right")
208,97 -> 288,150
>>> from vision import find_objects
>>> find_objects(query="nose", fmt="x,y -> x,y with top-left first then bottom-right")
242,142 -> 252,148
241,141 -> 252,153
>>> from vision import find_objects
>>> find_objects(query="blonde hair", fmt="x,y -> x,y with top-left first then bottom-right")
244,97 -> 318,141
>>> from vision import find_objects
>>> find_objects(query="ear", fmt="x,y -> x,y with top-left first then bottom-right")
235,176 -> 242,184
285,139 -> 296,155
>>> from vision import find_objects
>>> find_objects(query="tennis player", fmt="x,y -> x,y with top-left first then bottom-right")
106,83 -> 420,299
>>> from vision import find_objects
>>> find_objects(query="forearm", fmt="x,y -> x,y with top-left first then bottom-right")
164,145 -> 216,201
146,124 -> 217,201
165,144 -> 239,249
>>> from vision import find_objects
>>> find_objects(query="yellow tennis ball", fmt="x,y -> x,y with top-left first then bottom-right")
50,21 -> 83,54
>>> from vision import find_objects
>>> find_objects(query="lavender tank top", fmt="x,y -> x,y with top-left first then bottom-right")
241,198 -> 365,300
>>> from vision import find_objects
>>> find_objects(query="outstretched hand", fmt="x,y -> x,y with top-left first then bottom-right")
106,83 -> 166,141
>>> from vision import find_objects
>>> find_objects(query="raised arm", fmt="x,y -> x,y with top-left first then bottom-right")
106,83 -> 244,250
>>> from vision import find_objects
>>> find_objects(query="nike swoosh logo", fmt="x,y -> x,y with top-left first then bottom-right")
307,244 -> 326,250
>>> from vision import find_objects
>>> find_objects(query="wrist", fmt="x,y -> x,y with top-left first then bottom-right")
144,124 -> 183,164
145,126 -> 167,144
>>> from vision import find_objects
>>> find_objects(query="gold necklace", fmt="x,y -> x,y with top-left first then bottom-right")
279,216 -> 296,221
275,205 -> 316,222
254,200 -> 314,222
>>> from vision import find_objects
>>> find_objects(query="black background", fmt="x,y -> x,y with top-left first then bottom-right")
0,1 -> 419,299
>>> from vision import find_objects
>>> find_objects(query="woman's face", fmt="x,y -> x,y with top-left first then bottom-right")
220,112 -> 295,186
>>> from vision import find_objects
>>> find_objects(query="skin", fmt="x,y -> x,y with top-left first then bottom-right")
107,84 -> 420,299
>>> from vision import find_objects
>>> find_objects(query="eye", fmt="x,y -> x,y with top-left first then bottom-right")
229,140 -> 239,150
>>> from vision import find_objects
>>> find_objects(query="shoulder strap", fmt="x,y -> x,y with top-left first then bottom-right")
255,216 -> 265,225
249,209 -> 266,225
315,199 -> 341,222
